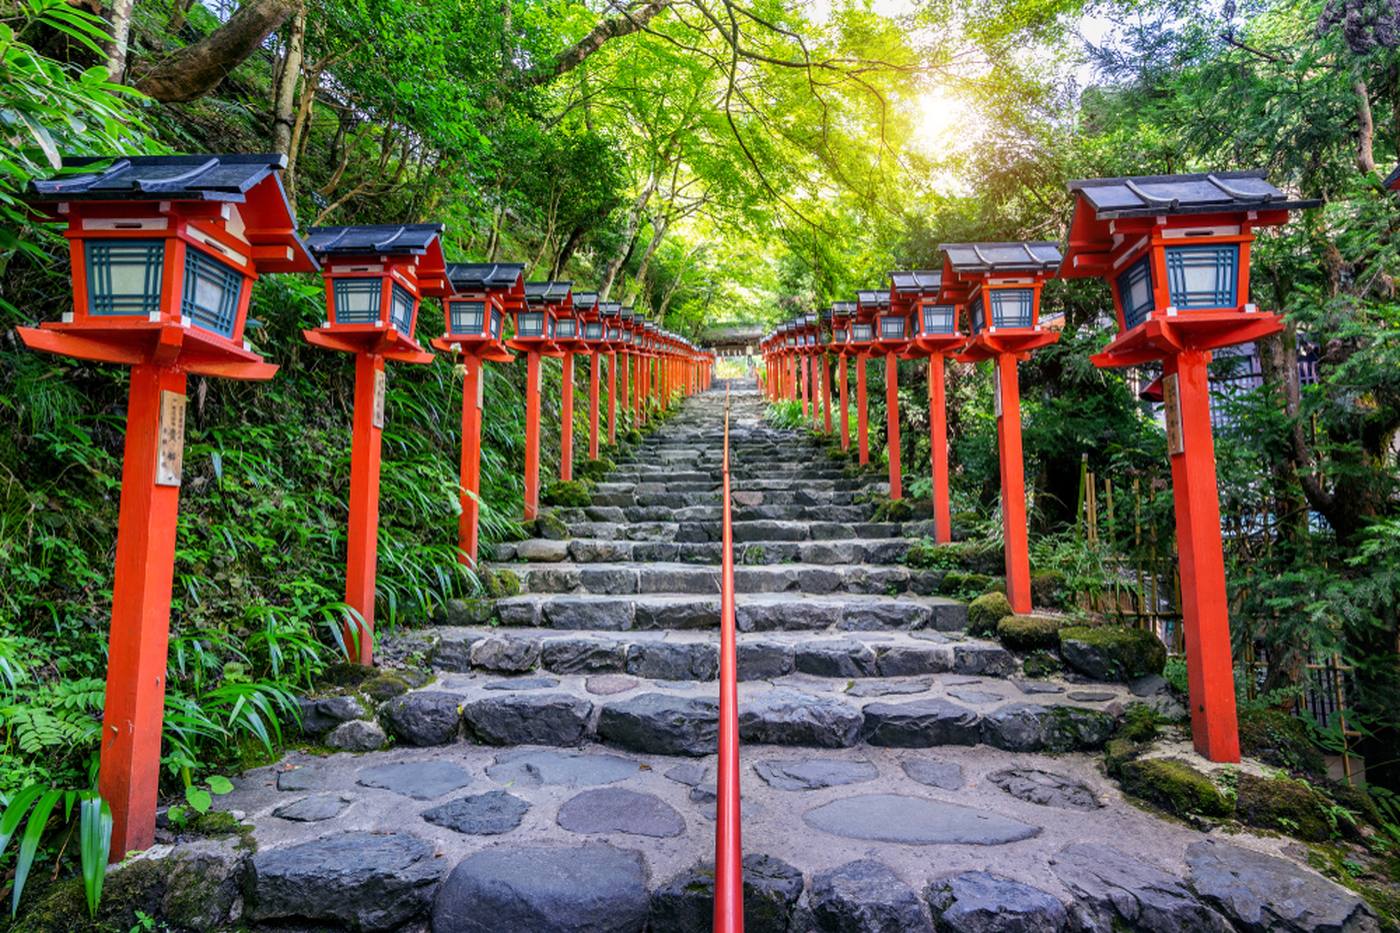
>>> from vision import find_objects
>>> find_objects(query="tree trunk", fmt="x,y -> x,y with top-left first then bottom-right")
551,225 -> 587,280
133,0 -> 299,102
104,0 -> 136,81
520,0 -> 673,87
599,178 -> 656,299
271,4 -> 306,155
1355,77 -> 1376,174
628,215 -> 669,305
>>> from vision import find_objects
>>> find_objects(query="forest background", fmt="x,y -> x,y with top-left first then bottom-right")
0,0 -> 1397,859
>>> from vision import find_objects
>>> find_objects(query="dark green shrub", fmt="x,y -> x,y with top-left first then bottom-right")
1235,773 -> 1336,841
1238,707 -> 1326,777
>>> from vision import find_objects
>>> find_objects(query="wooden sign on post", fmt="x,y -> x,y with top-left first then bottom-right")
1163,372 -> 1184,456
156,391 -> 186,487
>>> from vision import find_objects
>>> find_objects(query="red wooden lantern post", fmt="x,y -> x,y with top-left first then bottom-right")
867,286 -> 915,499
617,307 -> 636,427
574,292 -> 604,459
601,302 -> 622,443
512,282 -> 567,519
530,282 -> 581,482
15,153 -> 316,858
304,223 -> 448,665
801,313 -> 821,425
940,242 -> 1062,614
818,308 -> 834,433
891,270 -> 965,543
1060,171 -> 1317,762
852,291 -> 885,465
830,301 -> 856,449
433,263 -> 521,566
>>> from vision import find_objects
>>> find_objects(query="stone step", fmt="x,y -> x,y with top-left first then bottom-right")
489,591 -> 966,632
588,488 -> 865,508
389,626 -> 1018,683
488,561 -> 945,597
532,517 -> 925,544
498,537 -> 921,566
369,671 -> 1124,756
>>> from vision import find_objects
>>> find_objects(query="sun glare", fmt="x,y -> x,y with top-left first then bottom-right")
913,87 -> 978,156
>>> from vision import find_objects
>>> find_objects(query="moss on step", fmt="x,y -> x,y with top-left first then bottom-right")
996,614 -> 1063,651
1236,772 -> 1336,842
481,567 -> 521,599
1021,650 -> 1062,678
869,496 -> 914,522
542,480 -> 593,507
1030,570 -> 1067,608
903,539 -> 941,569
966,591 -> 1013,637
361,671 -> 411,703
1104,737 -> 1146,776
577,457 -> 616,481
1115,702 -> 1162,743
1058,624 -> 1166,681
534,512 -> 570,540
1118,756 -> 1232,818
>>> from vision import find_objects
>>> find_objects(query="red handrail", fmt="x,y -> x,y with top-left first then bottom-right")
714,385 -> 744,932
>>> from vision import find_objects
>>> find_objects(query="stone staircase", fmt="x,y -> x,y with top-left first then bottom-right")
135,385 -> 1377,933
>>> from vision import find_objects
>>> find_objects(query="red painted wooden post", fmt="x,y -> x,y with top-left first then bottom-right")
343,352 -> 385,664
100,362 -> 186,858
995,352 -> 1032,613
838,355 -> 849,449
589,350 -> 601,459
856,351 -> 869,465
821,354 -> 832,433
928,354 -> 952,543
1166,350 -> 1241,761
458,357 -> 485,566
523,350 -> 541,520
560,352 -> 575,482
885,351 -> 901,499
608,350 -> 618,443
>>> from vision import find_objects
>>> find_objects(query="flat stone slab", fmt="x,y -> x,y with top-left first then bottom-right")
988,768 -> 1101,811
945,687 -> 1005,704
861,697 -> 980,747
1186,839 -> 1380,933
485,748 -> 642,787
483,676 -> 559,690
810,859 -> 932,932
557,787 -> 685,838
845,680 -> 932,697
1067,689 -> 1115,702
356,760 -> 471,800
271,794 -> 350,822
900,758 -> 965,790
753,757 -> 879,791
598,692 -> 718,756
422,791 -> 530,835
1013,679 -> 1064,695
586,674 -> 639,694
1050,843 -> 1232,931
432,843 -> 648,932
739,689 -> 861,747
803,793 -> 1041,845
275,764 -> 334,792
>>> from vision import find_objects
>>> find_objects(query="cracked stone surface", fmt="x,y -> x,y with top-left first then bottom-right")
421,791 -> 530,835
355,760 -> 472,800
803,793 -> 1041,845
987,768 -> 1102,811
753,757 -> 879,791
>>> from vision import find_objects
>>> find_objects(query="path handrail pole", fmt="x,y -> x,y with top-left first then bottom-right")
714,384 -> 744,933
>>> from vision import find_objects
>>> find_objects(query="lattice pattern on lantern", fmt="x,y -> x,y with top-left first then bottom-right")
1116,255 -> 1155,329
182,249 -> 243,337
919,303 -> 958,335
86,240 -> 165,316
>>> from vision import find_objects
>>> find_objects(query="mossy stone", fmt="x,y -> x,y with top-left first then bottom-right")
319,662 -> 378,689
185,809 -> 245,837
1044,705 -> 1116,752
577,457 -> 616,481
1104,737 -> 1145,776
542,479 -> 593,507
870,496 -> 914,522
535,511 -> 570,540
1115,702 -> 1161,743
1021,650 -> 1062,678
904,539 -> 941,570
1238,707 -> 1326,777
938,571 -> 995,598
1118,756 -> 1232,818
966,591 -> 1013,637
1236,773 -> 1334,841
996,614 -> 1063,651
482,567 -> 521,599
1058,625 -> 1166,681
362,672 -> 410,703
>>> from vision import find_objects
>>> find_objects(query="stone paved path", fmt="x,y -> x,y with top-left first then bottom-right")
168,386 -> 1377,932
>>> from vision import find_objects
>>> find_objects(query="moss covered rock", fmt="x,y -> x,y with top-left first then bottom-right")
1044,705 -> 1117,752
1118,756 -> 1232,818
1030,570 -> 1067,608
1115,702 -> 1161,743
1104,737 -> 1145,776
938,571 -> 997,599
534,511 -> 570,540
966,591 -> 1014,637
996,614 -> 1064,651
904,538 -> 941,569
1238,707 -> 1326,777
1058,625 -> 1166,681
542,479 -> 593,507
1236,773 -> 1334,841
870,496 -> 914,523
577,457 -> 616,481
361,672 -> 411,703
481,567 -> 521,599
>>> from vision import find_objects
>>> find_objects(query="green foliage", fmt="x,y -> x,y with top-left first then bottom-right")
1236,772 -> 1345,842
869,496 -> 914,523
0,784 -> 110,918
1118,757 -> 1233,819
1116,702 -> 1161,743
1238,707 -> 1328,777
966,591 -> 1014,638
542,480 -> 593,507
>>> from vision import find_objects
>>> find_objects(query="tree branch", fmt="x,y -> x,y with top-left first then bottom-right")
520,0 -> 674,87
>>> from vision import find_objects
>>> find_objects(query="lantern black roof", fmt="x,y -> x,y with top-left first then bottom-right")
1385,164 -> 1400,190
306,223 -> 445,258
620,307 -> 635,320
573,292 -> 599,310
890,270 -> 942,294
940,242 -> 1061,273
524,280 -> 572,304
856,290 -> 891,309
1067,170 -> 1319,219
29,153 -> 293,202
831,301 -> 858,314
599,301 -> 621,317
446,263 -> 525,291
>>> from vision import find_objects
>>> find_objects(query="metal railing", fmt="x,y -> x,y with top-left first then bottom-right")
714,385 -> 744,932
